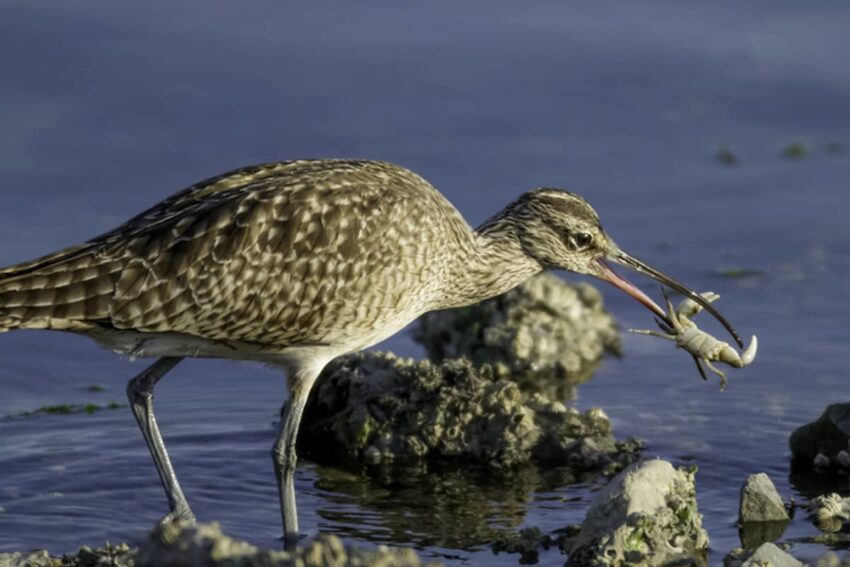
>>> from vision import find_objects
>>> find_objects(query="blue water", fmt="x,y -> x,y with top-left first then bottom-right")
1,2 -> 849,564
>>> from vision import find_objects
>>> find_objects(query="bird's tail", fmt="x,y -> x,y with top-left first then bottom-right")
0,245 -> 120,333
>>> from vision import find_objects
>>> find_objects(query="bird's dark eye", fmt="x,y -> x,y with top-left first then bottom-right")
570,232 -> 593,250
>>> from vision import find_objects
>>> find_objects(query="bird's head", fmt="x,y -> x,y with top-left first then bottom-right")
509,188 -> 744,347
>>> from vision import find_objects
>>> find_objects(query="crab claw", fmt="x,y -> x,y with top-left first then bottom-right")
608,249 -> 745,348
718,335 -> 758,368
741,335 -> 758,365
678,292 -> 720,319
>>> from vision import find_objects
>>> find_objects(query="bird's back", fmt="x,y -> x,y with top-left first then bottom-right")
0,160 -> 475,354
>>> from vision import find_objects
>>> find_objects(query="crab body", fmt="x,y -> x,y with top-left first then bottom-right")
631,290 -> 757,388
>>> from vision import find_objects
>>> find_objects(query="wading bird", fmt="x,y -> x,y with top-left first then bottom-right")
0,160 -> 742,543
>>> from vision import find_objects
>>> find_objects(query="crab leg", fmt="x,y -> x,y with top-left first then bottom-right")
691,355 -> 708,382
631,329 -> 676,341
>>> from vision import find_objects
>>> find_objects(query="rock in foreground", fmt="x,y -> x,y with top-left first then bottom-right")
809,493 -> 850,533
724,542 -> 803,567
414,274 -> 620,389
739,473 -> 789,524
0,522 -> 437,567
0,544 -> 133,567
790,404 -> 850,470
302,352 -> 640,471
139,522 -> 433,567
816,552 -> 850,566
565,459 -> 709,566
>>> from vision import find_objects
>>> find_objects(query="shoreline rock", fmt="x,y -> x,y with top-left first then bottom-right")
0,522 -> 438,567
564,459 -> 708,566
723,542 -> 803,567
809,493 -> 850,534
301,352 -> 641,472
737,472 -> 790,549
739,473 -> 789,524
790,404 -> 850,471
413,274 -> 620,397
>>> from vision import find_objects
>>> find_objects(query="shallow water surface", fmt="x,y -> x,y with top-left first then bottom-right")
1,2 -> 849,564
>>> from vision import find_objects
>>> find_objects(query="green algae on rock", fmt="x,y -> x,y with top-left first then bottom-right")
564,459 -> 708,566
413,274 -> 620,391
11,402 -> 126,418
782,141 -> 811,159
301,352 -> 640,471
715,147 -> 739,165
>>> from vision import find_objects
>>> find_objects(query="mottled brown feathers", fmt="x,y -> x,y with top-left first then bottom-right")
0,160 -> 499,351
0,160 -> 604,357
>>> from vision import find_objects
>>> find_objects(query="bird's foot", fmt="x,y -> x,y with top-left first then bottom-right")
157,505 -> 196,527
282,529 -> 311,551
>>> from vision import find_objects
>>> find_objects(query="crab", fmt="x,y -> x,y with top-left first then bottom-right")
630,289 -> 758,389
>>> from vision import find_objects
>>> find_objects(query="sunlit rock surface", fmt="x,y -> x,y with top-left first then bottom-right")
737,473 -> 790,549
413,274 -> 620,397
739,473 -> 790,524
0,522 -> 437,567
816,551 -> 850,566
301,352 -> 640,470
723,542 -> 804,567
809,493 -> 850,534
564,459 -> 709,566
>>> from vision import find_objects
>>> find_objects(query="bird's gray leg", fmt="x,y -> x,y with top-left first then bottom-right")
126,357 -> 194,525
272,366 -> 320,548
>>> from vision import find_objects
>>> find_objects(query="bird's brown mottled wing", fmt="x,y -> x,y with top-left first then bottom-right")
0,249 -> 121,330
0,160 -> 456,345
0,163 -> 295,331
107,161 -> 442,347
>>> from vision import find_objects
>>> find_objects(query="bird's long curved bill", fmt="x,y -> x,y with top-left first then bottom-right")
598,251 -> 744,348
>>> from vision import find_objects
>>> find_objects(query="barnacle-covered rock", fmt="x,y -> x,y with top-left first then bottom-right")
0,522 -> 435,567
0,544 -> 134,567
809,493 -> 850,534
490,527 -> 552,564
301,352 -> 640,471
413,274 -> 620,396
564,459 -> 709,566
136,521 -> 433,567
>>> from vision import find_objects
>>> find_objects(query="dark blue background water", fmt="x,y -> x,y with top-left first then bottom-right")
1,2 -> 849,564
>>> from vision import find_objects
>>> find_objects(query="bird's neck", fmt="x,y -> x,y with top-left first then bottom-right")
439,213 -> 542,309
